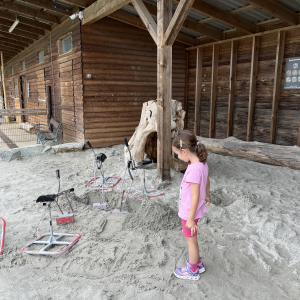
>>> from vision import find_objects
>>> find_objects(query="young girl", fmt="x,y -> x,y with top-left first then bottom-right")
172,130 -> 210,281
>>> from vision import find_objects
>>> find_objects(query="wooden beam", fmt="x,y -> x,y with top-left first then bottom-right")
0,31 -> 33,44
182,18 -> 223,41
270,31 -> 285,144
298,118 -> 300,147
0,1 -> 61,24
0,45 -> 21,54
61,0 -> 94,8
194,47 -> 203,135
245,0 -> 299,26
209,44 -> 219,138
82,0 -> 131,26
0,9 -> 52,30
129,1 -> 223,41
227,40 -> 237,137
191,0 -> 257,34
18,0 -> 71,16
184,51 -> 188,129
108,10 -> 197,46
0,18 -> 45,36
163,0 -> 195,46
1,52 -> 8,118
247,36 -> 260,142
0,25 -> 38,40
1,37 -> 28,49
132,0 -> 158,45
1,42 -> 24,51
157,0 -> 172,180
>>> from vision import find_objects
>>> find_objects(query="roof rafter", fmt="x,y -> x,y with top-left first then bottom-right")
0,31 -> 33,44
0,9 -> 52,30
1,37 -> 29,48
0,25 -> 38,40
245,0 -> 299,25
18,0 -> 71,16
0,1 -> 61,24
0,18 -> 45,35
60,0 -> 94,8
0,45 -> 21,54
179,0 -> 257,34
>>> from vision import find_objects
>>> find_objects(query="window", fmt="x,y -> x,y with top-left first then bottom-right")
11,67 -> 14,75
39,50 -> 44,63
60,35 -> 72,55
22,60 -> 25,70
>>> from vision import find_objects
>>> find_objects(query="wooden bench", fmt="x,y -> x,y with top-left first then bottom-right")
34,118 -> 61,145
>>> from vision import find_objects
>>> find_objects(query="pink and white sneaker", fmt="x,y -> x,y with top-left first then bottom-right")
187,257 -> 206,273
174,264 -> 200,280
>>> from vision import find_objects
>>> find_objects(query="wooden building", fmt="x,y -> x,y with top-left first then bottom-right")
1,0 -> 300,156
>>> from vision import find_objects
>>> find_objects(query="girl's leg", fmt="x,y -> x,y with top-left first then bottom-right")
185,235 -> 199,264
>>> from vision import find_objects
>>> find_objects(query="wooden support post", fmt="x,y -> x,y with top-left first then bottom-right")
46,86 -> 52,123
270,31 -> 285,144
15,77 -> 23,124
194,47 -> 203,135
184,51 -> 189,129
227,40 -> 238,137
0,51 -> 8,122
298,117 -> 300,147
247,36 -> 260,142
209,44 -> 219,138
157,0 -> 172,181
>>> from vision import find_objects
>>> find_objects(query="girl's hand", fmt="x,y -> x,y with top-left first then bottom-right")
205,196 -> 210,206
186,219 -> 198,236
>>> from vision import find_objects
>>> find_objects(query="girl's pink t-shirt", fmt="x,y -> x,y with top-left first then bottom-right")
179,162 -> 209,221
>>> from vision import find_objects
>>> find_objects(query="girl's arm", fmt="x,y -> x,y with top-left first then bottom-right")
205,176 -> 210,206
186,183 -> 200,234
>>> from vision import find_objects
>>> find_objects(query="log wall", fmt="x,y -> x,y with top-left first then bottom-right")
1,18 -> 84,143
189,28 -> 300,146
82,18 -> 186,148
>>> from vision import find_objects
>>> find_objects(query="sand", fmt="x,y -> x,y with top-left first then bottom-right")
0,144 -> 299,300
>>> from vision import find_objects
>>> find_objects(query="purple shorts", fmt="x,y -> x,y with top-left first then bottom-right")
182,218 -> 199,237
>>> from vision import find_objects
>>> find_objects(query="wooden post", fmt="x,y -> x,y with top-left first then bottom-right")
194,47 -> 203,135
270,31 -> 285,144
0,51 -> 8,122
298,117 -> 300,147
46,86 -> 52,123
184,51 -> 188,129
247,36 -> 260,142
157,0 -> 172,181
227,40 -> 238,137
209,44 -> 219,138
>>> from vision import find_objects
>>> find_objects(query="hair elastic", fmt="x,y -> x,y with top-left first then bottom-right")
180,139 -> 182,149
197,141 -> 199,145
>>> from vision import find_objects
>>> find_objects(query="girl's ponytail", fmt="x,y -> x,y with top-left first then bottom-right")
195,142 -> 207,164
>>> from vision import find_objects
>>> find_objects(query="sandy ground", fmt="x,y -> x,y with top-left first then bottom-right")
0,144 -> 299,300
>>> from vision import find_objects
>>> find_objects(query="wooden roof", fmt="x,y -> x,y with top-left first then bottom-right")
1,0 -> 300,62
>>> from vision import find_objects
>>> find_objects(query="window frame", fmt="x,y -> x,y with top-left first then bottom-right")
38,50 -> 44,64
59,33 -> 72,56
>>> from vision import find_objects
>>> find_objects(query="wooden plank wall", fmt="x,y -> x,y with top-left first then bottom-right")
189,28 -> 300,146
2,19 -> 84,143
81,17 -> 186,148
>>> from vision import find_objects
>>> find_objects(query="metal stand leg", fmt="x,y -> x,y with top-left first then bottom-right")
21,203 -> 81,255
